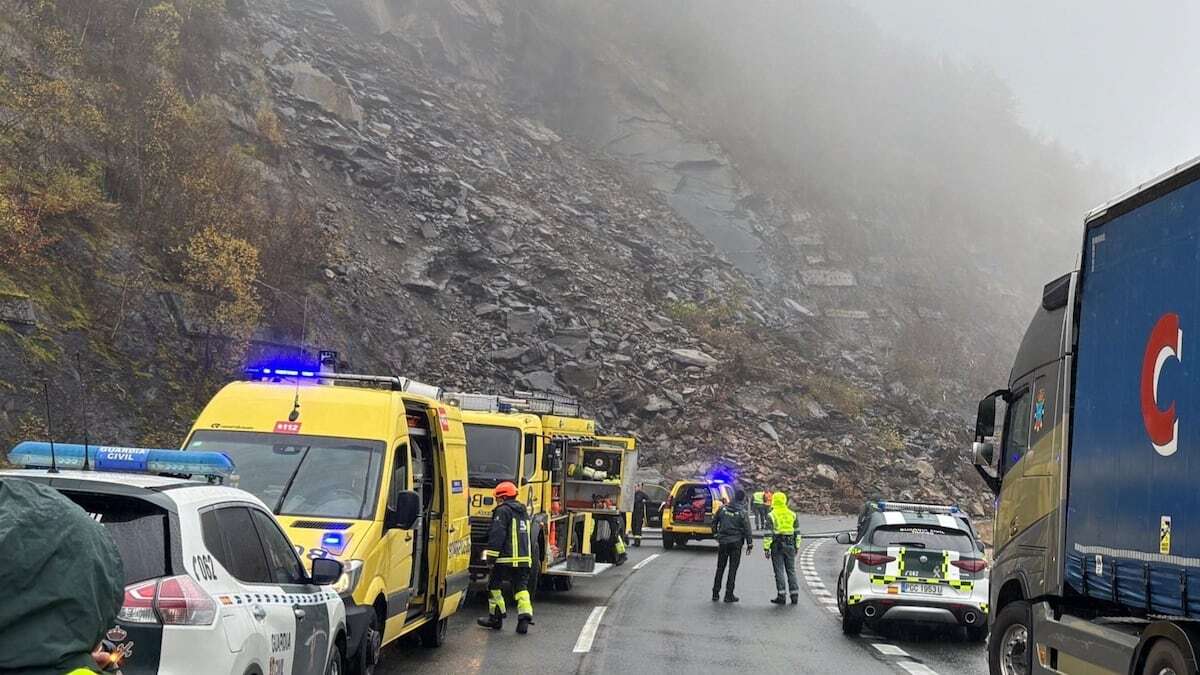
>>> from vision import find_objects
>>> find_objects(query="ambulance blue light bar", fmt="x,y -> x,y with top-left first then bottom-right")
247,367 -> 319,378
8,442 -> 235,479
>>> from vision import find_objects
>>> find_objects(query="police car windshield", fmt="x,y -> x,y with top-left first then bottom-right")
464,424 -> 520,487
870,525 -> 977,554
187,430 -> 384,520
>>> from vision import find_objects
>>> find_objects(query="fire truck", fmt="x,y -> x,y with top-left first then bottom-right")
441,390 -> 638,593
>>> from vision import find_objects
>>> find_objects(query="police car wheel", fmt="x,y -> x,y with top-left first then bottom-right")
326,643 -> 344,675
419,618 -> 448,648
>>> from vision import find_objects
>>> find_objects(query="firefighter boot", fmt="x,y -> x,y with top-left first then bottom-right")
477,609 -> 503,630
516,614 -> 534,634
770,594 -> 787,605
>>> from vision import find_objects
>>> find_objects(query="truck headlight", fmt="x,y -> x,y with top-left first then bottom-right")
333,559 -> 365,597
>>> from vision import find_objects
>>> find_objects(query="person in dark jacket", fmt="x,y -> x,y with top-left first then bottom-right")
712,488 -> 754,602
631,483 -> 648,546
477,481 -> 536,634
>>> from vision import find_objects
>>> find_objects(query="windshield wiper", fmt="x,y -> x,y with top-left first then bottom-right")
274,445 -> 312,514
894,541 -> 928,549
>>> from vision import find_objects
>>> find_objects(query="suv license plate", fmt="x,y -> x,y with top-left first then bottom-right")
901,583 -> 942,596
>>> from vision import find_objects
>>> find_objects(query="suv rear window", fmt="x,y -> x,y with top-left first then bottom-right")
64,493 -> 171,584
870,525 -> 976,554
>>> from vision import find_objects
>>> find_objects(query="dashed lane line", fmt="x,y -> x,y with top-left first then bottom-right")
898,663 -> 939,675
573,606 -> 608,653
872,644 -> 910,657
632,554 -> 660,571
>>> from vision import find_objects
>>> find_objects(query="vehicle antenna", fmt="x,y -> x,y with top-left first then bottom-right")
42,380 -> 58,474
288,294 -> 309,423
75,353 -> 91,471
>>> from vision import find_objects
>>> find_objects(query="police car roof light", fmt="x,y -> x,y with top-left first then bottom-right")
8,441 -> 235,480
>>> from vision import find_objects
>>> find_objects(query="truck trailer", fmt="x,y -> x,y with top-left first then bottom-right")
974,156 -> 1200,675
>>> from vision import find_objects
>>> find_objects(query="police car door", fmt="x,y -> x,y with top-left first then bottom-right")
249,508 -> 333,674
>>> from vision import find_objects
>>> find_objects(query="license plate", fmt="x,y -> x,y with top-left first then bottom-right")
901,582 -> 942,596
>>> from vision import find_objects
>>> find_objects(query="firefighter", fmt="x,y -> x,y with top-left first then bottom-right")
631,483 -> 648,547
763,491 -> 801,605
477,481 -> 535,634
752,490 -> 766,530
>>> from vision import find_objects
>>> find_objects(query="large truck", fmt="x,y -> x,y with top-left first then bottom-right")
441,391 -> 638,593
185,369 -> 471,675
973,156 -> 1200,675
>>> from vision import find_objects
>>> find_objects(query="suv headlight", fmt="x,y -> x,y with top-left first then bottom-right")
333,559 -> 365,597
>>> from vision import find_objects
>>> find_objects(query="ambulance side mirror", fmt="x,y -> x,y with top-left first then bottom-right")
835,532 -> 852,545
386,490 -> 420,530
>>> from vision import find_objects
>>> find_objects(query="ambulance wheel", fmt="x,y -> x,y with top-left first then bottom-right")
351,607 -> 383,675
419,617 -> 448,648
326,643 -> 344,675
662,534 -> 675,550
1142,639 -> 1191,675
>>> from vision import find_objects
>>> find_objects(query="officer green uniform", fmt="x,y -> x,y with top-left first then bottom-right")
763,492 -> 801,604
712,490 -> 754,602
478,495 -> 535,633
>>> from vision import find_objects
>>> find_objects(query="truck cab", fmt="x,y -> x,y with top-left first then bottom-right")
445,391 -> 637,592
185,370 -> 471,673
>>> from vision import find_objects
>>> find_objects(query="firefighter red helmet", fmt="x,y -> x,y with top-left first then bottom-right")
494,481 -> 518,499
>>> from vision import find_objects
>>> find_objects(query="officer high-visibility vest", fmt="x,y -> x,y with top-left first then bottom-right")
763,493 -> 799,552
753,491 -> 765,506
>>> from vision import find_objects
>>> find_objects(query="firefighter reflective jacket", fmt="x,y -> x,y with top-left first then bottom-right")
752,491 -> 765,506
483,499 -> 533,567
763,492 -> 799,553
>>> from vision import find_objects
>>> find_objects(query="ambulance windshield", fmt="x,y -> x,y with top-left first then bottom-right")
187,430 -> 385,520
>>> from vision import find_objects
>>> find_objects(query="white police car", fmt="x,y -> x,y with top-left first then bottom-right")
3,442 -> 348,675
836,501 -> 990,641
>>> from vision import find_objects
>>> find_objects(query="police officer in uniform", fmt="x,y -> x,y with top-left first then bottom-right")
477,481 -> 536,634
763,491 -> 801,605
631,483 -> 648,547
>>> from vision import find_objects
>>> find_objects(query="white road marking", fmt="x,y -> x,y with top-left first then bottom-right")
632,554 -> 660,570
818,597 -> 836,604
573,606 -> 608,653
811,590 -> 832,597
898,662 -> 939,675
826,606 -> 840,614
871,644 -> 909,657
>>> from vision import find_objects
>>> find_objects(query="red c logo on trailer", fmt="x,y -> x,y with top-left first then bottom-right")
1141,313 -> 1182,456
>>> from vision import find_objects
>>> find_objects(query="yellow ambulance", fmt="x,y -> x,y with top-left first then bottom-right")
184,368 -> 470,674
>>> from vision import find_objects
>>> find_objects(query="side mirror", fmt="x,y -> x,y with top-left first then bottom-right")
973,441 -> 995,468
310,557 -> 344,585
835,532 -> 852,545
385,490 -> 421,530
975,394 -> 998,439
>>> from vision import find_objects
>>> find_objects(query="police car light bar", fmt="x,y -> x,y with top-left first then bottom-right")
875,500 -> 961,515
8,441 -> 235,480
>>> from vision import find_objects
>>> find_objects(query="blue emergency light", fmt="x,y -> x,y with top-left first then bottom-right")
8,441 -> 235,480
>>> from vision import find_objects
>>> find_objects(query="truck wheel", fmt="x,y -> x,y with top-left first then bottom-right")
553,575 -> 573,592
419,617 -> 447,649
663,534 -> 675,550
1142,639 -> 1191,675
989,601 -> 1031,675
528,540 -> 542,601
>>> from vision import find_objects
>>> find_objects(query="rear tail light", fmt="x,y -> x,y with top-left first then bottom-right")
854,552 -> 896,566
117,579 -> 159,624
952,559 -> 988,574
116,575 -> 217,626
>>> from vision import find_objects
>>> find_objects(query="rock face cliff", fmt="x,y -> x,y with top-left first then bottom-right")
1,0 -> 1103,517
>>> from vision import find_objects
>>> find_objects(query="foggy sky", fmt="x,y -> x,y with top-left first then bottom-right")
847,0 -> 1200,186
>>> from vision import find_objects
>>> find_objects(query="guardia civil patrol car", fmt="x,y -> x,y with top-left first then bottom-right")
835,501 -> 989,641
3,442 -> 348,675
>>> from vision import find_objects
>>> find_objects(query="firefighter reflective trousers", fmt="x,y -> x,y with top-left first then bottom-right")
488,564 -> 533,617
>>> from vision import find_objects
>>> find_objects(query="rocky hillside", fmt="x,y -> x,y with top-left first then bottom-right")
0,0 -> 1106,517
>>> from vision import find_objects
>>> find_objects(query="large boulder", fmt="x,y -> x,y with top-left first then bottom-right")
283,62 -> 363,126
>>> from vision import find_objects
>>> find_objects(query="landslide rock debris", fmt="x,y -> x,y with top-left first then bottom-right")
0,0 -> 992,518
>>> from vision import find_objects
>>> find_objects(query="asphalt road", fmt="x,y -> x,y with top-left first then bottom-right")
378,515 -> 989,674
